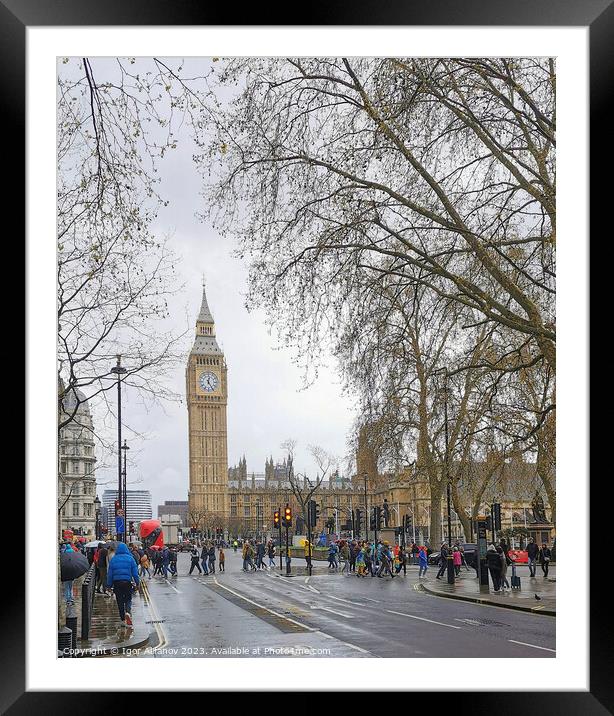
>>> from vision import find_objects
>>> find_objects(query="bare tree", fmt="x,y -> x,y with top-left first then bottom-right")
281,439 -> 336,535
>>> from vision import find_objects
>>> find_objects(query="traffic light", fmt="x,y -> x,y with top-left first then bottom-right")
355,509 -> 362,536
307,500 -> 321,528
114,499 -> 121,515
383,499 -> 390,527
492,503 -> 502,531
273,510 -> 280,529
282,504 -> 292,527
376,506 -> 383,530
129,521 -> 135,535
370,508 -> 376,532
403,514 -> 413,534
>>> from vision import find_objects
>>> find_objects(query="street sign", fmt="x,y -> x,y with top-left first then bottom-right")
115,515 -> 125,534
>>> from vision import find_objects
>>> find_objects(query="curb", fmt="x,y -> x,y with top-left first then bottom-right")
418,582 -> 556,616
71,632 -> 150,657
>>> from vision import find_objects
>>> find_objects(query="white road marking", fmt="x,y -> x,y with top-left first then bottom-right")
341,641 -> 371,654
209,577 -> 316,631
327,595 -> 367,607
304,577 -> 310,584
141,581 -> 168,650
386,610 -> 461,629
363,597 -> 381,603
311,605 -> 355,619
164,579 -> 181,593
508,640 -> 556,652
455,618 -> 482,625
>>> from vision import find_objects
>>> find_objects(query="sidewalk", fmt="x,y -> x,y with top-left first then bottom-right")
419,570 -> 556,615
67,586 -> 151,657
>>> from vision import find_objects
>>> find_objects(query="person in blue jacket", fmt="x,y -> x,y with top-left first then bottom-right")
107,542 -> 140,627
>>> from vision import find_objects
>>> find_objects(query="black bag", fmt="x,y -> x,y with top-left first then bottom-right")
511,574 -> 521,589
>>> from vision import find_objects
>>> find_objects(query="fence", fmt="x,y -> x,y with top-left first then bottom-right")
80,563 -> 97,639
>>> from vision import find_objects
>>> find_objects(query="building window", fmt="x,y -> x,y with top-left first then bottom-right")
72,503 -> 79,517
244,506 -> 250,518
84,503 -> 93,517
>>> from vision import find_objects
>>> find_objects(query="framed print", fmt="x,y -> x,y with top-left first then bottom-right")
3,0 -> 604,709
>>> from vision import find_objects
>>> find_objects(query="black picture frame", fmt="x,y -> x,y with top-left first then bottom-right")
4,0 -> 603,710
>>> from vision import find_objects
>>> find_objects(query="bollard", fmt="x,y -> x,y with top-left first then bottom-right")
447,553 -> 455,584
58,626 -> 72,657
66,615 -> 78,651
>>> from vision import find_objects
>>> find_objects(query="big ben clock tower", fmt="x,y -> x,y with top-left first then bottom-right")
186,282 -> 228,525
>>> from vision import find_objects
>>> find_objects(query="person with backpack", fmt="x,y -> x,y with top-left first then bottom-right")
327,542 -> 339,569
106,542 -> 140,627
189,546 -> 202,575
139,552 -> 151,579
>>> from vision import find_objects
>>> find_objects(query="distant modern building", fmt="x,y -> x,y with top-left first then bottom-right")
102,489 -> 152,531
58,383 -> 97,537
158,500 -> 189,527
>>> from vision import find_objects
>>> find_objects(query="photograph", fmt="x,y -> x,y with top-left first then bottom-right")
56,55 -> 558,660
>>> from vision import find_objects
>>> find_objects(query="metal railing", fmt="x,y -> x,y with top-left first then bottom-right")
80,563 -> 96,639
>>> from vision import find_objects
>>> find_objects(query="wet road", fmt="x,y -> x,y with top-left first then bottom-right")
137,551 -> 555,658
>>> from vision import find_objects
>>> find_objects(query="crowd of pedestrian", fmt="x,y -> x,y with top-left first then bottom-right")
188,542 -> 225,575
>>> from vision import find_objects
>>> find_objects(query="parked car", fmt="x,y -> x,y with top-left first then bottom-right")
428,543 -> 478,568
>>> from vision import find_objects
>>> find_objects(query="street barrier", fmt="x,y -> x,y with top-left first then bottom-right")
80,563 -> 97,640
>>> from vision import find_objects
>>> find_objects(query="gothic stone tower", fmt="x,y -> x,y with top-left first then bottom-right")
186,284 -> 229,525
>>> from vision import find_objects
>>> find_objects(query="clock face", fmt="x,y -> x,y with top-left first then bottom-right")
199,371 -> 219,393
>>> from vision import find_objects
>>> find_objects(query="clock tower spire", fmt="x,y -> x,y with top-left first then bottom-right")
186,282 -> 228,528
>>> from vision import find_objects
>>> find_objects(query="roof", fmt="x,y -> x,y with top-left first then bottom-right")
197,285 -> 214,323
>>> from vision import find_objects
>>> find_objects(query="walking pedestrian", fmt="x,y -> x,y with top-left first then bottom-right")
527,538 -> 539,578
208,543 -> 216,574
267,540 -> 276,568
498,545 -> 510,591
219,547 -> 225,572
486,544 -> 502,593
356,546 -> 367,577
169,547 -> 178,576
349,541 -> 357,573
436,543 -> 449,579
189,546 -> 202,575
200,543 -> 210,575
453,546 -> 462,577
95,543 -> 110,595
418,545 -> 428,578
139,552 -> 151,579
540,543 -> 552,578
339,541 -> 350,573
106,542 -> 139,627
396,545 -> 407,575
327,542 -> 339,569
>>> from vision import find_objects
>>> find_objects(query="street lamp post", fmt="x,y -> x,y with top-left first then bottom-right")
110,355 -> 127,542
94,495 -> 101,540
121,440 -> 130,541
441,370 -> 455,584
363,472 -> 369,541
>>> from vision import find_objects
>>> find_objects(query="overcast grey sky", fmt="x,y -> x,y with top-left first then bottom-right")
90,60 -> 357,510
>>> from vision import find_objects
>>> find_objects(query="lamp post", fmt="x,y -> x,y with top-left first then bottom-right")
363,472 -> 369,541
110,355 -> 127,541
121,440 -> 130,541
94,495 -> 101,540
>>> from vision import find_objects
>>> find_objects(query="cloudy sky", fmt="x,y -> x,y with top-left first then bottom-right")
89,59 -> 357,511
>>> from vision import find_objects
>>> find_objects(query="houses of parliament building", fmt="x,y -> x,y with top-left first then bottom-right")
186,285 -> 549,544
